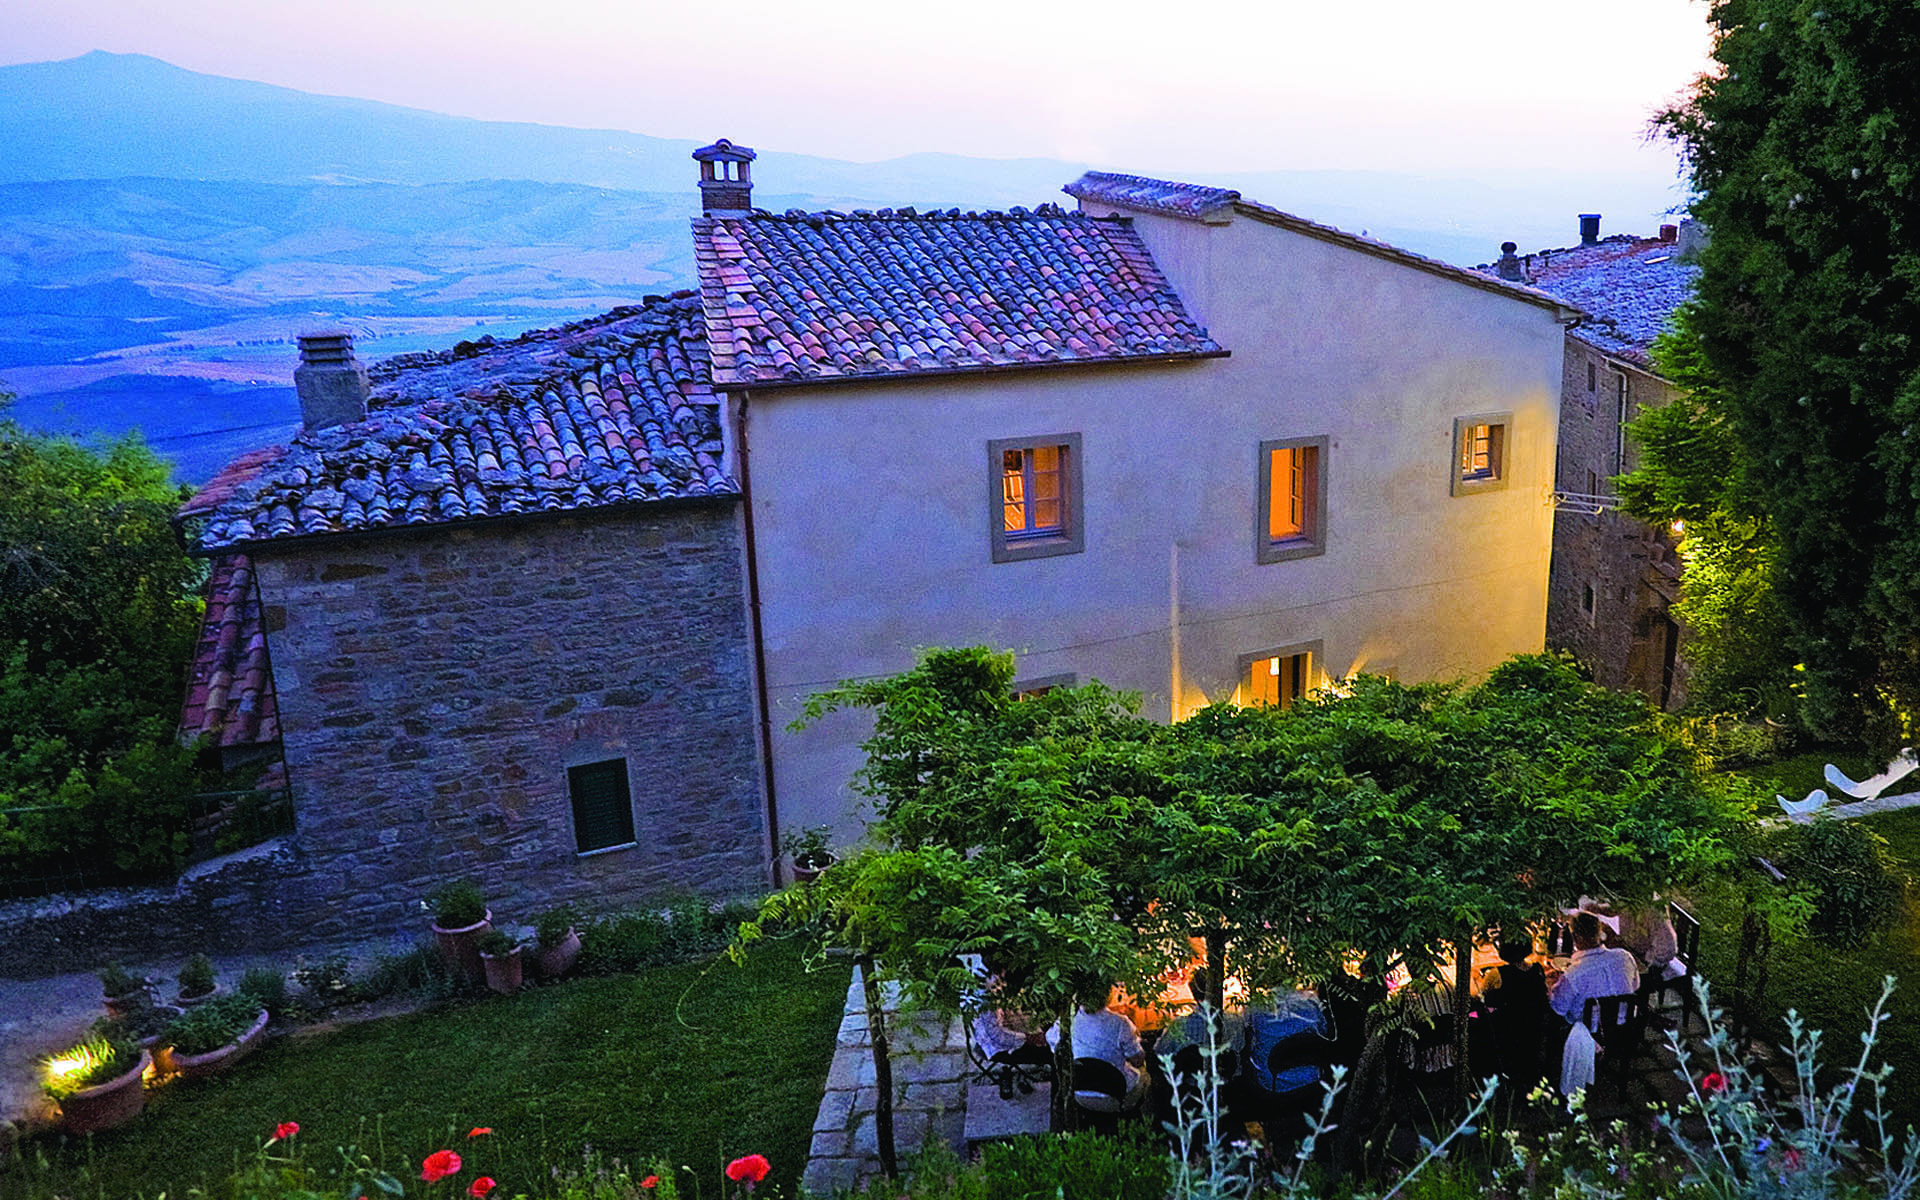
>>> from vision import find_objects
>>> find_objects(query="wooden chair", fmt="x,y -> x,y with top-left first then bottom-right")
1582,993 -> 1651,1100
1640,901 -> 1703,1031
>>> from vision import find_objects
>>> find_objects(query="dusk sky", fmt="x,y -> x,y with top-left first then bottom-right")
4,0 -> 1715,178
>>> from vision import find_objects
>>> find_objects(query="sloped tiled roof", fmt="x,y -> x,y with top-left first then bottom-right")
180,554 -> 280,749
691,205 -> 1224,388
183,292 -> 736,551
1065,171 -> 1582,318
1063,172 -> 1240,220
1509,235 -> 1699,371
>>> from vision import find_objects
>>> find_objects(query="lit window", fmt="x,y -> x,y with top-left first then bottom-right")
1257,437 -> 1328,563
1239,643 -> 1320,710
988,434 -> 1084,562
1452,414 -> 1512,496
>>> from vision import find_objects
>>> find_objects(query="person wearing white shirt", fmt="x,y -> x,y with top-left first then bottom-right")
1047,985 -> 1148,1110
1550,912 -> 1641,1029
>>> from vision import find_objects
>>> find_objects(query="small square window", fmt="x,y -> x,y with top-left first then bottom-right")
1238,641 -> 1322,710
568,758 -> 636,854
1012,672 -> 1076,700
1257,436 -> 1329,564
989,433 -> 1084,562
1452,413 -> 1512,496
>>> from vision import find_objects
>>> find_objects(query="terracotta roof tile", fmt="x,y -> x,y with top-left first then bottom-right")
184,292 -> 736,551
179,554 -> 280,749
692,205 -> 1223,387
1062,172 -> 1240,220
1496,235 -> 1698,371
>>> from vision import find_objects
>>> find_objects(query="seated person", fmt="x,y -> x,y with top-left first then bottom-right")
1611,900 -> 1682,980
1244,988 -> 1330,1096
1155,967 -> 1246,1062
1549,912 -> 1641,1029
1047,981 -> 1149,1109
1476,935 -> 1549,1082
966,958 -> 1052,1096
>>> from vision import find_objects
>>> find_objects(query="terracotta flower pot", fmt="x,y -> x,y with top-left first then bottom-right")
102,991 -> 150,1020
59,1050 -> 150,1135
171,1008 -> 270,1079
791,852 -> 837,884
432,909 -> 492,987
481,948 -> 522,995
533,928 -> 581,980
176,985 -> 221,1008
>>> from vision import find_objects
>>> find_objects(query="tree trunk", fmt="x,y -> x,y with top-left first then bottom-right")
858,956 -> 898,1178
1452,932 -> 1474,1110
1050,1002 -> 1076,1133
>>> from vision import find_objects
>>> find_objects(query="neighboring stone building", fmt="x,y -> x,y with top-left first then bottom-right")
1486,219 -> 1701,708
177,296 -> 768,938
694,152 -> 1581,844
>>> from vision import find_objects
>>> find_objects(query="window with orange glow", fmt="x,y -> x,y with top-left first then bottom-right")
1451,414 -> 1511,496
988,433 -> 1083,563
1256,436 -> 1327,563
1245,652 -> 1310,709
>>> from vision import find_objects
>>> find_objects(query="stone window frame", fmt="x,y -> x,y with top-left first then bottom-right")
989,433 -> 1085,563
1012,671 -> 1077,700
1256,435 -> 1330,564
1451,412 -> 1512,497
1236,639 -> 1324,710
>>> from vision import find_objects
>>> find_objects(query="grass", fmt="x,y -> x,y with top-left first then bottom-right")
1693,752 -> 1920,1131
3,938 -> 848,1200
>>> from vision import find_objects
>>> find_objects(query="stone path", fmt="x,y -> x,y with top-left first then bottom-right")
801,967 -> 977,1196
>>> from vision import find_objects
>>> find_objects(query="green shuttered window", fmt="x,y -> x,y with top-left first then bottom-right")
568,758 -> 636,854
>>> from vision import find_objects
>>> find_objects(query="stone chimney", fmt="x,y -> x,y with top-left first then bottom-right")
294,331 -> 369,431
1677,218 -> 1710,259
1658,224 -> 1679,243
692,138 -> 756,214
1494,241 -> 1527,282
1579,213 -> 1602,246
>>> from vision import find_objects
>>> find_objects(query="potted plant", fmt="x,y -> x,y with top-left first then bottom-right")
163,992 -> 270,1079
531,905 -> 582,980
476,929 -> 523,995
43,1034 -> 149,1134
98,963 -> 151,1019
782,825 -> 837,883
176,953 -> 218,1006
425,879 -> 492,987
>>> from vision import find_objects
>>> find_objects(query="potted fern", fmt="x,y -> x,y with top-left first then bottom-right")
163,992 -> 270,1078
531,904 -> 582,980
425,879 -> 491,987
476,929 -> 523,995
43,1033 -> 149,1134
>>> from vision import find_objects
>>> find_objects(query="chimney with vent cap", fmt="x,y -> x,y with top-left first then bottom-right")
294,331 -> 369,430
1579,213 -> 1602,245
692,138 -> 756,214
1494,241 -> 1526,282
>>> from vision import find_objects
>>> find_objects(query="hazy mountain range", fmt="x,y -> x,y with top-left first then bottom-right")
0,51 -> 1688,482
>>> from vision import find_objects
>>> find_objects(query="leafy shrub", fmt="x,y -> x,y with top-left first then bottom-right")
98,962 -> 146,1000
425,879 -> 486,928
40,1033 -> 137,1099
291,952 -> 352,1002
476,929 -> 517,957
164,992 -> 262,1056
177,952 -> 216,998
237,965 -> 287,1014
975,1130 -> 1170,1200
1765,817 -> 1909,944
576,900 -> 742,975
534,903 -> 578,949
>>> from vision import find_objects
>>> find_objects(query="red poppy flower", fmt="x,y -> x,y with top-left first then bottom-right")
641,1177 -> 659,1190
1783,1149 -> 1803,1170
468,1127 -> 493,1138
421,1150 -> 463,1182
469,1177 -> 496,1198
1701,1071 -> 1728,1094
273,1121 -> 300,1141
725,1154 -> 771,1184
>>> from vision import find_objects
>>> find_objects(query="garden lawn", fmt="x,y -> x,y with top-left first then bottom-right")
1687,795 -> 1920,1133
4,939 -> 847,1200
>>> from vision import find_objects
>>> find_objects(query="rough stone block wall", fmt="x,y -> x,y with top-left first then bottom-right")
254,502 -> 768,940
1546,340 -> 1690,707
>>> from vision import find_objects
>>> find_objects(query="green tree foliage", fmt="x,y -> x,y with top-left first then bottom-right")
1652,0 -> 1920,741
0,411 -> 209,879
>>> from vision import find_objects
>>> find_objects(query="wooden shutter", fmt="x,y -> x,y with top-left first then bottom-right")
568,758 -> 636,853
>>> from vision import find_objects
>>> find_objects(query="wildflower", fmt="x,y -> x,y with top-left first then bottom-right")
469,1177 -> 496,1198
1700,1071 -> 1728,1094
422,1150 -> 463,1182
1784,1149 -> 1803,1170
468,1127 -> 493,1138
725,1154 -> 772,1186
273,1121 -> 300,1141
642,1177 -> 659,1189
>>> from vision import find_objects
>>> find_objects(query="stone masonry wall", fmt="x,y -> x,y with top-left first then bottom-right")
254,501 -> 768,940
1547,339 -> 1690,707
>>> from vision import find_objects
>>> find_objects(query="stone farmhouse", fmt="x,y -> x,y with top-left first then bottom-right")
177,142 -> 1581,935
1486,218 -> 1703,709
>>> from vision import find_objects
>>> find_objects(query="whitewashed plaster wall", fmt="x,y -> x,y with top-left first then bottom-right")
738,207 -> 1567,843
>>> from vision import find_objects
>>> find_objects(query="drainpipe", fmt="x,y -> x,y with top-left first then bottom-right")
734,391 -> 782,886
